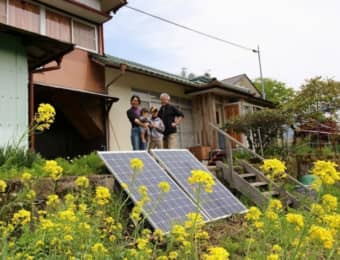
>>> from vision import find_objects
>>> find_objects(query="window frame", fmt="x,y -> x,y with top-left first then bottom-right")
71,16 -> 98,53
3,0 -> 98,53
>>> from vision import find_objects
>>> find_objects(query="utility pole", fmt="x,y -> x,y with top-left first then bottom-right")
253,45 -> 265,99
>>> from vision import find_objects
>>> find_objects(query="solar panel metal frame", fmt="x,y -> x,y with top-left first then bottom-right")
151,149 -> 247,221
98,151 -> 210,232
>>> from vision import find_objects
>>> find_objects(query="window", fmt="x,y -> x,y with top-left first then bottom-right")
0,0 -> 6,23
73,20 -> 97,51
46,10 -> 71,42
8,0 -> 40,33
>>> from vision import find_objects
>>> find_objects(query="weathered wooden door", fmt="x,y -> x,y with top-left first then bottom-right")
224,104 -> 242,146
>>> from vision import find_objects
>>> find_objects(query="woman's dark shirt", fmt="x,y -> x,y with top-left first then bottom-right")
127,107 -> 141,128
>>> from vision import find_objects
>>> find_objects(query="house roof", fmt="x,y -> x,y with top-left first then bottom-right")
91,53 -> 273,107
186,80 -> 274,107
0,23 -> 74,71
91,54 -> 200,87
222,73 -> 262,96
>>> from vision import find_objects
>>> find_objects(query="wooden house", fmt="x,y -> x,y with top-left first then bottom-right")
0,0 -> 126,158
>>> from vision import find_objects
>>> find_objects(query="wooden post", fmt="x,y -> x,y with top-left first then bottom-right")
224,137 -> 233,183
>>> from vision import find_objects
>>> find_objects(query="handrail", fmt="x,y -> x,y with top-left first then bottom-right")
209,122 -> 264,160
209,122 -> 310,191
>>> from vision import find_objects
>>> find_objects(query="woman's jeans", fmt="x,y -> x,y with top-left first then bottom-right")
131,127 -> 143,150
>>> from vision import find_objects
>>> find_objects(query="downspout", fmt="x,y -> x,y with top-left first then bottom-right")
105,63 -> 127,150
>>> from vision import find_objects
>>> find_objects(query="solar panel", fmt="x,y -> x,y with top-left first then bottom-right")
98,151 -> 209,232
151,149 -> 247,220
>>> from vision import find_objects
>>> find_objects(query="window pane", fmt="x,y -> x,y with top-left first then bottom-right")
73,20 -> 96,51
46,10 -> 71,42
8,0 -> 40,33
0,0 -> 6,23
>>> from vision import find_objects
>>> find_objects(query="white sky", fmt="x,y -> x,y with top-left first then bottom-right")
104,0 -> 340,90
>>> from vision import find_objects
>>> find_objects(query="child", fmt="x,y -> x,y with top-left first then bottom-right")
149,106 -> 165,149
139,108 -> 151,150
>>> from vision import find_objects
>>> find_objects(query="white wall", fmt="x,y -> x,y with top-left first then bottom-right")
0,34 -> 28,148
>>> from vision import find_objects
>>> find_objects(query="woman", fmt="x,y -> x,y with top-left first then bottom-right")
126,95 -> 148,150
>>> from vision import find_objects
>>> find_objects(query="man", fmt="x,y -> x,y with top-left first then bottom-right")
158,93 -> 184,149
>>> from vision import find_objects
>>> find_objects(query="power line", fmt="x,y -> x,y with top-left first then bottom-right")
125,5 -> 257,53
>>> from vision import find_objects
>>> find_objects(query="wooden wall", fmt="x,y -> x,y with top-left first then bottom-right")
192,93 -> 218,148
33,49 -> 105,93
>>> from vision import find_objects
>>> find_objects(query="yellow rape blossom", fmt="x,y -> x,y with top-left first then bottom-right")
64,234 -> 73,241
35,240 -> 44,247
171,224 -> 187,243
35,103 -> 56,131
0,180 -> 7,192
188,169 -> 215,193
136,238 -> 149,250
26,190 -> 36,200
268,199 -> 283,212
311,160 -> 340,185
266,210 -> 279,221
286,213 -> 304,230
91,243 -> 108,254
21,172 -> 32,183
158,181 -> 171,193
46,194 -> 60,207
322,194 -> 337,212
245,207 -> 262,221
131,205 -> 142,223
261,159 -> 286,179
266,254 -> 279,260
203,247 -> 230,260
130,158 -> 144,171
184,212 -> 204,229
75,176 -> 90,188
254,221 -> 264,229
322,214 -> 340,230
59,209 -> 77,222
12,209 -> 31,225
40,218 -> 55,230
271,244 -> 282,253
95,186 -> 111,206
309,224 -> 334,249
44,160 -> 63,181
156,257 -> 168,260
79,222 -> 91,233
311,203 -> 325,216
168,251 -> 178,259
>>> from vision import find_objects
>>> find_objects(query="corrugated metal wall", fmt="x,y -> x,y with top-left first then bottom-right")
0,33 -> 28,148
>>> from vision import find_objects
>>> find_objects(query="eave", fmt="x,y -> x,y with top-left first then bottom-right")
0,23 -> 74,71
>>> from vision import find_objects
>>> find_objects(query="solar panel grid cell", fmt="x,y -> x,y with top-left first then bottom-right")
98,151 -> 208,232
151,149 -> 247,220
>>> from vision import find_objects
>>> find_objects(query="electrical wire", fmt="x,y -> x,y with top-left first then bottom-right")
125,5 -> 257,53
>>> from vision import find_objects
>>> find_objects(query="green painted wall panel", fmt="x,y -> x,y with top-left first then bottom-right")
0,33 -> 28,148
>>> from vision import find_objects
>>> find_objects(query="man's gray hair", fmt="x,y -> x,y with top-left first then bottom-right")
160,93 -> 170,100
